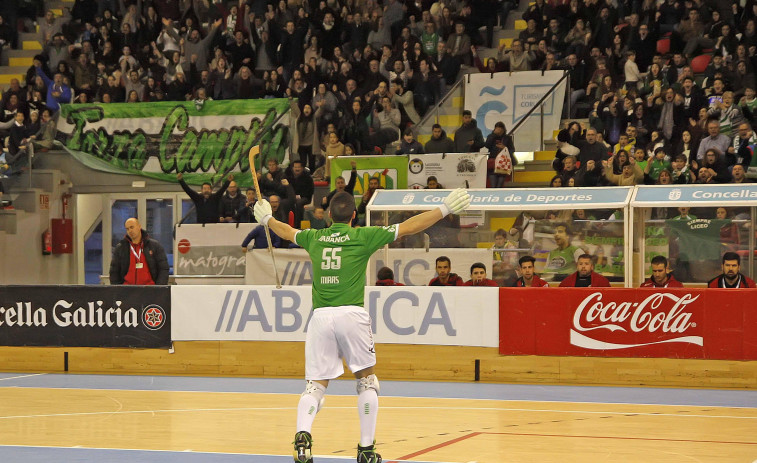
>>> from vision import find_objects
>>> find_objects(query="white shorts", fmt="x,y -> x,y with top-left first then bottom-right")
305,306 -> 377,381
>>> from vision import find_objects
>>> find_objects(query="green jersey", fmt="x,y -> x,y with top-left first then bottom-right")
546,245 -> 582,274
666,218 -> 731,261
295,222 -> 398,309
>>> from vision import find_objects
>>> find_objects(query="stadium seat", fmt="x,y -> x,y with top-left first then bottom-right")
656,38 -> 670,55
690,54 -> 712,74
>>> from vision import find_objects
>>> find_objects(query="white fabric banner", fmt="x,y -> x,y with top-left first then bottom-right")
407,153 -> 488,189
175,223 -> 256,276
465,70 -> 566,151
171,285 -> 499,346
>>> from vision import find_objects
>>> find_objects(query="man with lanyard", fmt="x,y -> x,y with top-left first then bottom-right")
109,218 -> 169,285
708,252 -> 756,288
254,189 -> 471,463
513,255 -> 550,287
640,255 -> 684,288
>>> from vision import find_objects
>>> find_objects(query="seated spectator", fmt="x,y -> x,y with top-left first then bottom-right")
453,110 -> 485,153
463,262 -> 499,287
707,252 -> 756,288
424,124 -> 455,153
220,180 -> 243,223
697,148 -> 731,183
696,119 -> 732,163
241,223 -> 283,250
559,155 -> 579,186
640,255 -> 684,288
177,173 -> 231,224
322,160 -> 357,209
375,266 -> 404,286
425,176 -> 443,189
558,254 -> 611,287
428,255 -> 464,286
395,129 -> 424,155
305,207 -> 328,229
604,156 -> 644,186
730,164 -> 752,183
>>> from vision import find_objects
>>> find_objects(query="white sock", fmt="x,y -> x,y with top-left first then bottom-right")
357,389 -> 379,447
297,384 -> 325,433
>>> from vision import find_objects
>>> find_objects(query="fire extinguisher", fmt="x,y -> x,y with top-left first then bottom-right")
42,229 -> 52,255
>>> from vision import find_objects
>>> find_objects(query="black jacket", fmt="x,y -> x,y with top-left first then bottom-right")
179,178 -> 229,223
109,230 -> 169,285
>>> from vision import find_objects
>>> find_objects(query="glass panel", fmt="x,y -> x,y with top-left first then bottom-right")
84,221 -> 103,284
111,200 -> 138,248
147,199 -> 175,274
181,199 -> 197,224
643,206 -> 754,283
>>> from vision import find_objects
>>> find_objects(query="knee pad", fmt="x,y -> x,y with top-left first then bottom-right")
302,381 -> 326,411
356,374 -> 380,396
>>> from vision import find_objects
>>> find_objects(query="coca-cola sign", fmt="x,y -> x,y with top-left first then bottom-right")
570,292 -> 703,350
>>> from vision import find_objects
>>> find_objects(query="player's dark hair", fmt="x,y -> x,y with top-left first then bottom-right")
519,255 -> 536,266
377,266 -> 394,281
329,191 -> 356,223
722,251 -> 741,264
435,255 -> 451,265
554,222 -> 571,235
470,262 -> 486,274
577,253 -> 593,262
650,255 -> 668,267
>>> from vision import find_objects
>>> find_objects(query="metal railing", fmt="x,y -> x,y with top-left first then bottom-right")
413,77 -> 466,137
507,71 -> 570,151
176,107 -> 291,226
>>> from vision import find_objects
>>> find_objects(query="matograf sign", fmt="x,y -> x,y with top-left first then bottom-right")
56,99 -> 290,186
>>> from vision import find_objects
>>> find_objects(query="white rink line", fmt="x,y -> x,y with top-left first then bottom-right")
0,373 -> 46,382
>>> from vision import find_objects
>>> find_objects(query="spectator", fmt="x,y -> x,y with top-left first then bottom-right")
109,217 -> 169,285
729,122 -> 756,169
290,99 -> 320,172
428,255 -> 464,286
6,112 -> 34,171
730,164 -> 752,183
446,22 -> 471,66
640,255 -> 684,288
241,223 -> 283,250
603,155 -> 643,186
395,129 -> 425,155
707,252 -> 756,288
425,176 -> 443,189
696,120 -> 731,163
558,254 -> 611,287
453,110 -> 485,153
375,266 -> 404,286
177,173 -> 231,224
34,60 -> 71,113
708,91 -> 742,137
322,160 -> 357,209
697,148 -> 731,183
644,147 -> 673,183
552,129 -> 580,173
238,188 -> 258,223
409,58 -> 439,117
220,180 -> 244,223
513,255 -> 550,287
463,262 -> 499,287
497,39 -> 534,72
671,154 -> 696,184
576,128 -> 608,167
424,124 -> 455,153
286,160 -> 315,228
357,176 -> 383,219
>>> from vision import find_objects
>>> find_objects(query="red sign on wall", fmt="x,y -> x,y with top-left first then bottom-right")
499,288 -> 757,360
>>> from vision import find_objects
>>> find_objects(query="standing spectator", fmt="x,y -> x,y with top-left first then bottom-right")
177,173 -> 231,224
428,255 -> 464,286
576,128 -> 608,167
395,129 -> 425,155
513,255 -> 550,287
446,23 -> 471,66
485,121 -> 516,187
238,188 -> 258,223
463,262 -> 499,287
286,160 -> 314,228
707,252 -> 756,288
453,110 -> 485,153
696,120 -> 732,162
109,218 -> 170,285
357,176 -> 383,219
322,160 -> 357,210
424,124 -> 455,153
184,19 -> 223,72
34,61 -> 71,113
220,180 -> 244,222
409,58 -> 440,117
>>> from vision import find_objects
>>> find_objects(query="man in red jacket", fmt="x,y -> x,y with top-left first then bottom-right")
558,254 -> 611,287
463,262 -> 499,287
708,252 -> 757,288
428,256 -> 465,286
513,255 -> 550,287
640,255 -> 684,288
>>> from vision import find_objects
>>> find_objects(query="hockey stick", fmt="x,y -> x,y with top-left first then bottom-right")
248,145 -> 282,288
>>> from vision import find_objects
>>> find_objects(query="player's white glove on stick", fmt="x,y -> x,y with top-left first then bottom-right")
439,188 -> 471,217
254,199 -> 273,225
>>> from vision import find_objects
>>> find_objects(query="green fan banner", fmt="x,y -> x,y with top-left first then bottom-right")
56,99 -> 291,186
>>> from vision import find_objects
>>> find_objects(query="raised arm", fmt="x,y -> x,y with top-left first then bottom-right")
397,189 -> 470,238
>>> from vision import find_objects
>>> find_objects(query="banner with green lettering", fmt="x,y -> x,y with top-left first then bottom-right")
56,99 -> 290,186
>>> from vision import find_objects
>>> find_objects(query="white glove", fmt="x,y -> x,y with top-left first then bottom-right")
254,199 -> 273,225
439,188 -> 471,217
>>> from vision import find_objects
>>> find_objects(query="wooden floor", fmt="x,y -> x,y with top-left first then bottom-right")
0,374 -> 755,462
